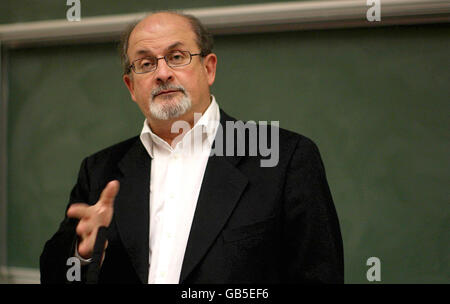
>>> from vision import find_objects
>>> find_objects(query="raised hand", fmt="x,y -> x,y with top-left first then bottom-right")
67,180 -> 120,259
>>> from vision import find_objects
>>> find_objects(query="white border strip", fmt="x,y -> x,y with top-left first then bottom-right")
0,0 -> 449,47
0,0 -> 448,284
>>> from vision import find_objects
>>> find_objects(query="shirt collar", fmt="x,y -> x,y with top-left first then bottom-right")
140,95 -> 220,158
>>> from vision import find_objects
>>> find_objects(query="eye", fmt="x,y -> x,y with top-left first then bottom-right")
167,51 -> 188,64
140,58 -> 154,66
136,57 -> 157,71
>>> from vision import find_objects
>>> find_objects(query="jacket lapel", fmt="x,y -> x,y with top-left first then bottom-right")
115,139 -> 150,283
179,110 -> 248,283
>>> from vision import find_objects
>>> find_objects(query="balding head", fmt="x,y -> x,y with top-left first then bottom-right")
120,11 -> 213,75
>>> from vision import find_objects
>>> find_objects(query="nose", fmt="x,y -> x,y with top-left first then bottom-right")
154,57 -> 174,84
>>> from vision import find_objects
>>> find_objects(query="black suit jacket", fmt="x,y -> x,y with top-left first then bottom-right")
40,110 -> 344,284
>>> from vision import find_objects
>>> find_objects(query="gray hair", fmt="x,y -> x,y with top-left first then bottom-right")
119,11 -> 214,75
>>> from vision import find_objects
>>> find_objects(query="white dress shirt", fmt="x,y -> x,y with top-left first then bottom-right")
139,96 -> 220,284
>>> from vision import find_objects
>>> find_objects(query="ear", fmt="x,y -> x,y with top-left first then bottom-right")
203,53 -> 217,86
123,74 -> 137,102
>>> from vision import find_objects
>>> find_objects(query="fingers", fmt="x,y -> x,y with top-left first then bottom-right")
77,229 -> 109,260
67,180 -> 119,259
67,180 -> 120,220
94,180 -> 119,226
75,218 -> 95,238
99,180 -> 120,206
77,236 -> 94,259
67,203 -> 89,219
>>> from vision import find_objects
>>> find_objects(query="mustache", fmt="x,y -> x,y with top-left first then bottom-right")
151,84 -> 186,99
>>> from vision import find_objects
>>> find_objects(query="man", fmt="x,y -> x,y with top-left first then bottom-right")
40,11 -> 344,284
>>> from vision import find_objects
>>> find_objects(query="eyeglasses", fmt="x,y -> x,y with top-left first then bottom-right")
129,50 -> 202,74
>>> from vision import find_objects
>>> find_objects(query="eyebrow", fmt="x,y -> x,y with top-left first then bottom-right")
167,41 -> 185,51
134,41 -> 186,58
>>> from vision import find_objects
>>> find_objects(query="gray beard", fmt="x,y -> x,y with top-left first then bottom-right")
149,93 -> 192,120
149,84 -> 192,120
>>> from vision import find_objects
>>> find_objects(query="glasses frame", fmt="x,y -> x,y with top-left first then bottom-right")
129,50 -> 203,74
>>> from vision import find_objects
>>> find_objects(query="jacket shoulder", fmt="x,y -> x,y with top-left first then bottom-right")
81,136 -> 141,179
220,108 -> 317,149
87,136 -> 140,159
278,127 -> 320,153
220,108 -> 320,163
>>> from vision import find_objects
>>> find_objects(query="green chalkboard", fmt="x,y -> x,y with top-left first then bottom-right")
6,24 -> 450,283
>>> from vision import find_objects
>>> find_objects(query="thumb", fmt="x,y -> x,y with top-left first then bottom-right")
99,180 -> 120,206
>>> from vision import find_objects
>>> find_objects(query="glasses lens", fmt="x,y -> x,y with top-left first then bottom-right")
135,57 -> 157,73
166,51 -> 190,67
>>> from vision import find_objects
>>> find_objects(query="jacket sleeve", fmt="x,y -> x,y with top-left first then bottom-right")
39,157 -> 91,284
282,136 -> 344,283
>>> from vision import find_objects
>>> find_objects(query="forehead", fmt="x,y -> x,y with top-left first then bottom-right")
128,13 -> 197,57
